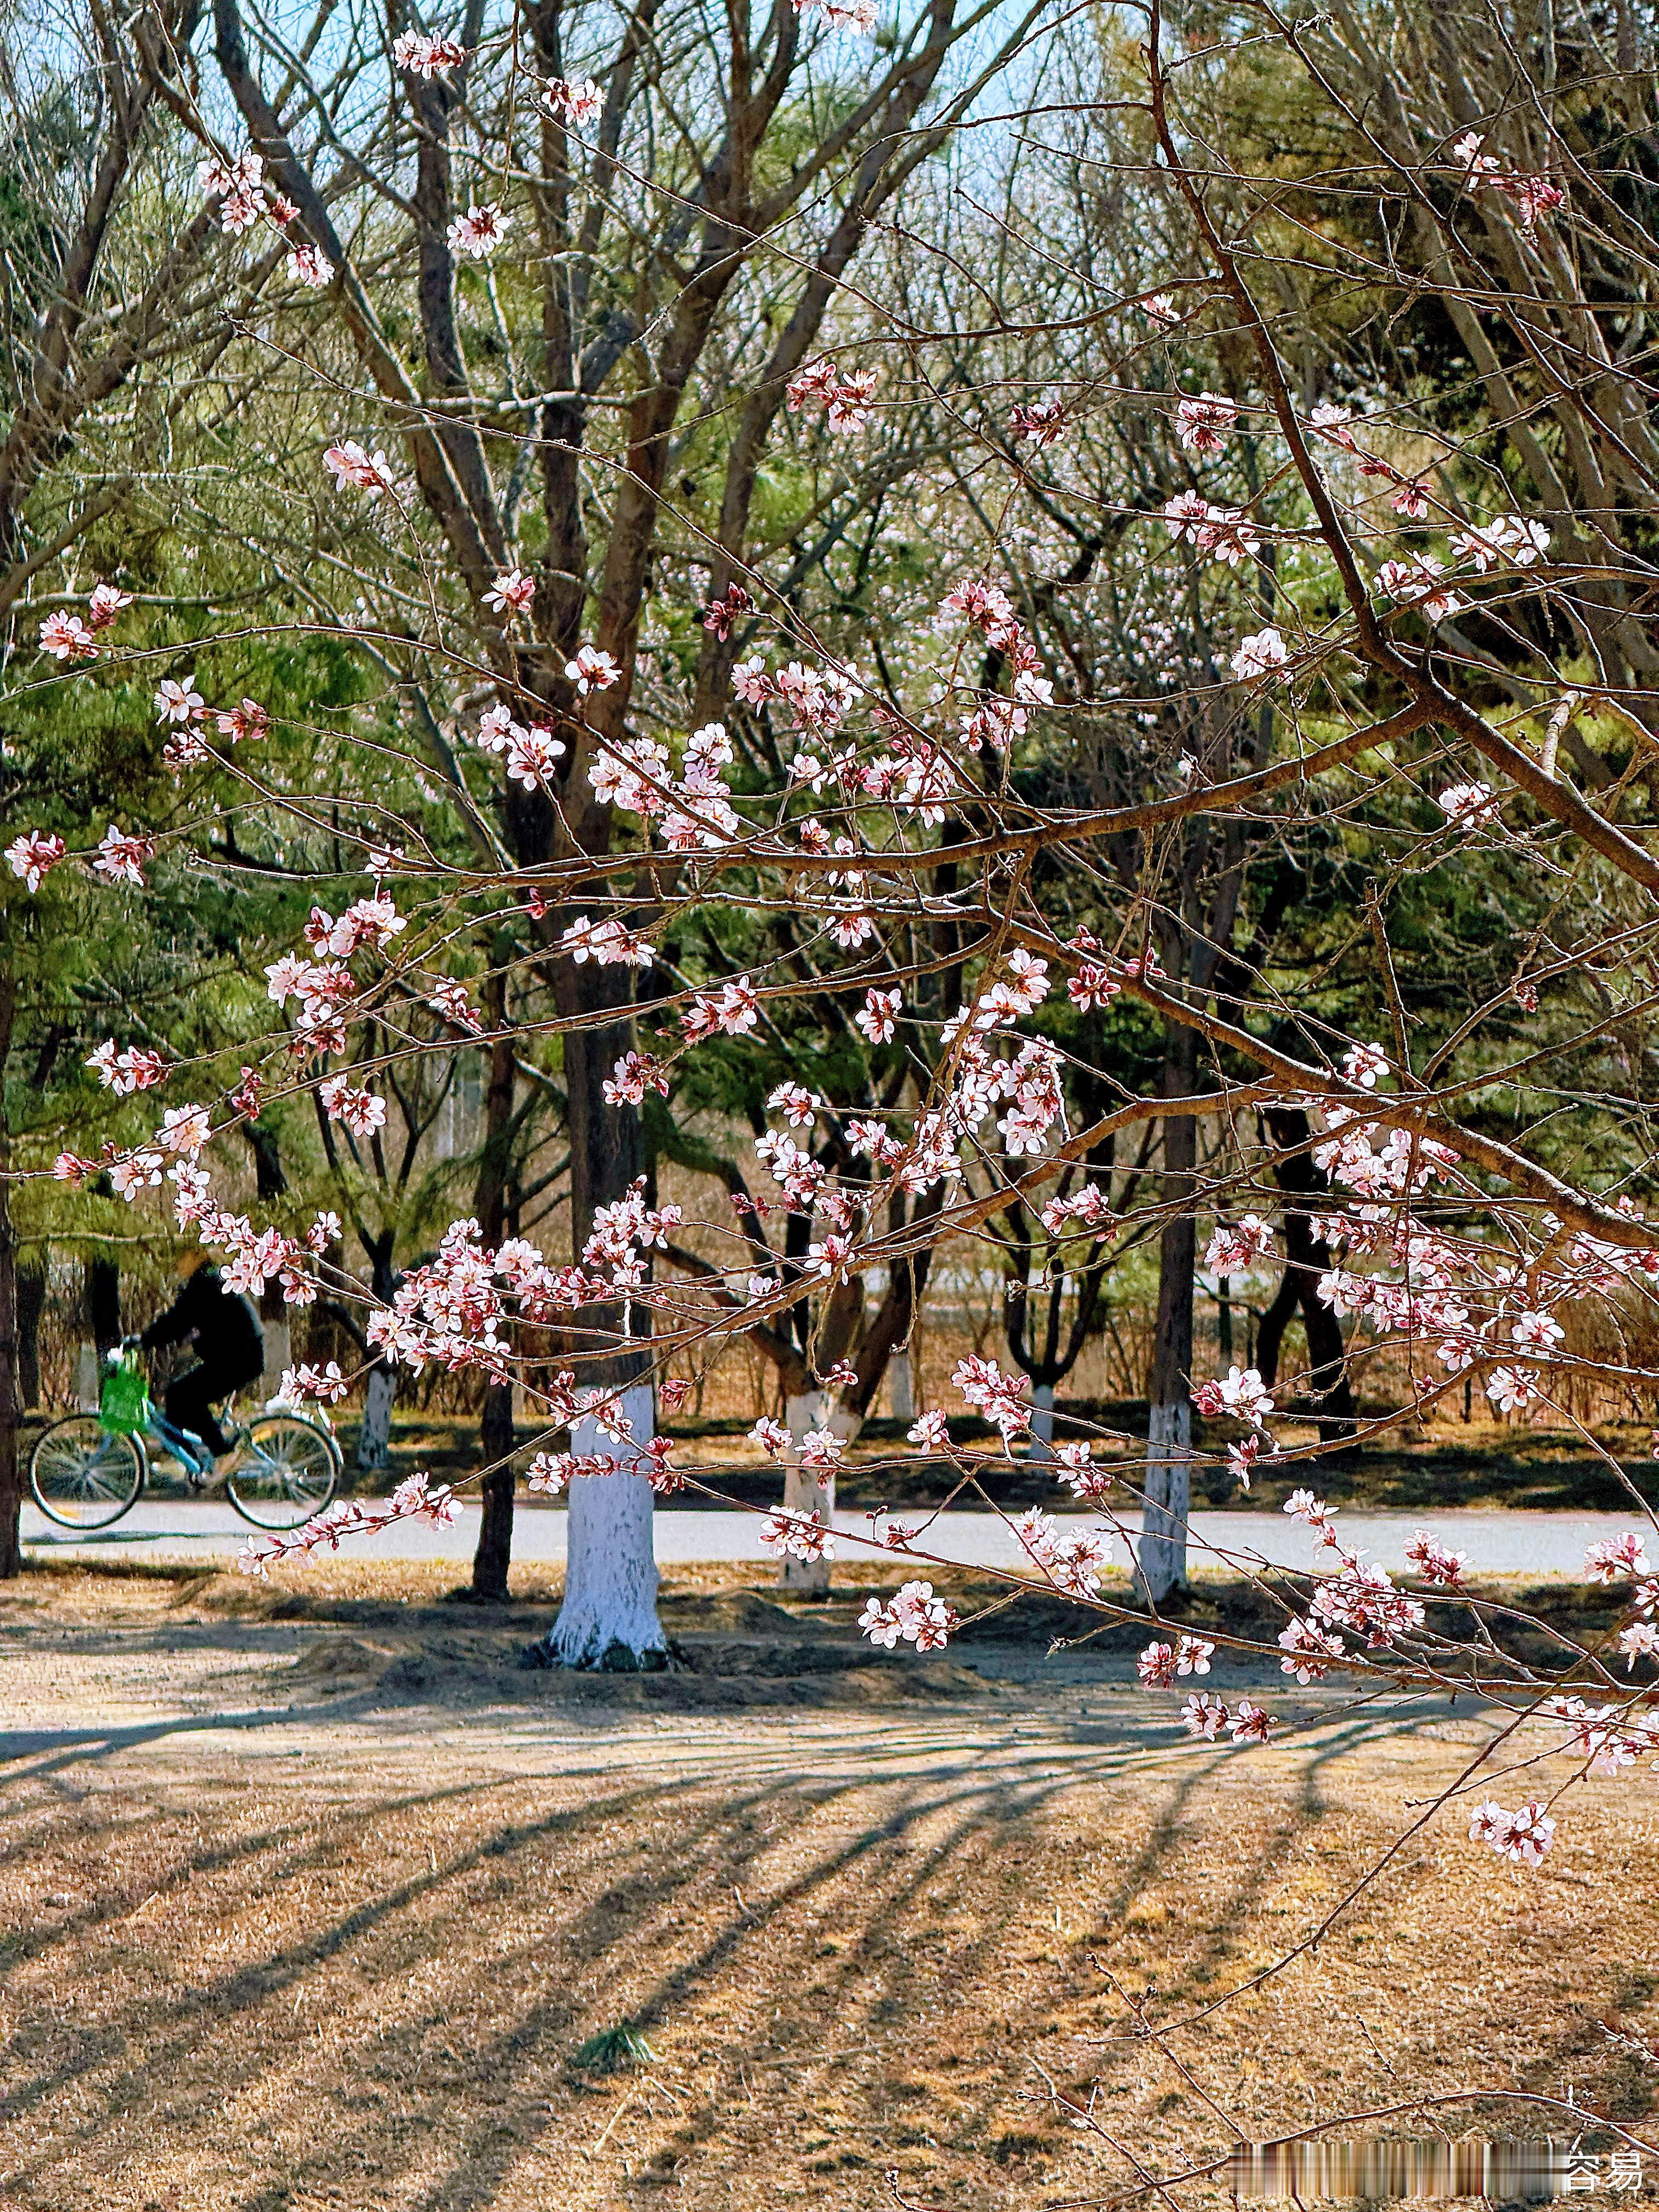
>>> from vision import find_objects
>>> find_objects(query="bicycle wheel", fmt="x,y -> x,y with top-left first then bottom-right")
225,1415 -> 340,1531
30,1418 -> 145,1530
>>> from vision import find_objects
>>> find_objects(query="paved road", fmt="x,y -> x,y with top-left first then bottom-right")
20,1494 -> 1643,1577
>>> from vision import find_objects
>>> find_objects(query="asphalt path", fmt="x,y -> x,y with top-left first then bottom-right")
20,1494 -> 1643,1578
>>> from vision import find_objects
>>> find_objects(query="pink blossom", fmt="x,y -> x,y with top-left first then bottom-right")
287,243 -> 335,287
1378,555 -> 1464,622
1585,1532 -> 1653,1585
1204,1216 -> 1274,1274
93,827 -> 155,887
1181,1692 -> 1229,1739
1450,132 -> 1502,180
561,915 -> 651,967
154,675 -> 204,725
604,1051 -> 670,1106
1191,1364 -> 1275,1429
448,203 -> 509,258
157,1104 -> 211,1156
323,440 -> 396,496
856,988 -> 902,1043
318,1076 -> 387,1137
5,832 -> 66,892
1310,1557 -> 1425,1646
1468,1798 -> 1556,1867
1173,390 -> 1238,453
39,611 -> 98,660
1009,398 -> 1065,445
566,644 -> 620,695
1228,1699 -> 1274,1744
110,1150 -> 164,1200
1230,627 -> 1287,681
760,1508 -> 836,1562
1342,1041 -> 1389,1089
392,30 -> 469,74
860,1580 -> 958,1652
1486,1364 -> 1535,1415
484,568 -> 536,617
1437,781 -> 1501,831
282,1362 -> 348,1403
1404,1530 -> 1468,1586
951,1353 -> 1031,1441
787,358 -> 878,430
1284,1488 -> 1340,1541
544,75 -> 602,127
217,697 -> 269,743
1278,1616 -> 1345,1682
794,0 -> 878,28
1139,1633 -> 1215,1686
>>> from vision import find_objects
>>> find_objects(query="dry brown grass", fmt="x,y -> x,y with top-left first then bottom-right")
1,1565 -> 1656,2211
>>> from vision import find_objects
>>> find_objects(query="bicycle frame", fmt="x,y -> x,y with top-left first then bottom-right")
99,1347 -> 227,1485
142,1407 -> 217,1481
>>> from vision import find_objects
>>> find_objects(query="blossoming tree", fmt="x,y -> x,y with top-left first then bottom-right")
8,0 -> 1659,1886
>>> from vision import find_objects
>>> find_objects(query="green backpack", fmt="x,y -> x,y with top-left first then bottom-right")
99,1349 -> 151,1435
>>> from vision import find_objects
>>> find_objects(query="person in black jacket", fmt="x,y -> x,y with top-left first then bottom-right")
141,1248 -> 266,1465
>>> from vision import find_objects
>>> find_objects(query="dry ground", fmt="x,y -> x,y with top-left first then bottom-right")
2,1562 -> 1657,2212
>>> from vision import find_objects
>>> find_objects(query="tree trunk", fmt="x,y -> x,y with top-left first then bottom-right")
16,1259 -> 43,1411
546,1381 -> 664,1665
0,968 -> 20,1577
471,973 -> 517,1599
1257,1104 -> 1356,1442
1139,1019 -> 1198,1605
1026,1380 -> 1056,1463
888,1350 -> 914,1421
357,1366 -> 394,1472
86,1255 -> 121,1352
356,1240 -> 397,1474
258,1284 -> 289,1400
778,1390 -> 862,1598
543,962 -> 665,1664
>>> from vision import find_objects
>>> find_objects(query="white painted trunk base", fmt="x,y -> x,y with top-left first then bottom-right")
888,1354 -> 915,1423
780,1391 -> 861,1596
1026,1381 -> 1056,1463
1137,1400 -> 1191,1604
357,1365 -> 395,1470
75,1342 -> 99,1412
259,1318 -> 291,1402
550,1383 -> 665,1665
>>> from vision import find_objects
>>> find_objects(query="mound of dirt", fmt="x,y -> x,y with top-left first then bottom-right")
286,1634 -> 392,1690
273,1615 -> 988,1713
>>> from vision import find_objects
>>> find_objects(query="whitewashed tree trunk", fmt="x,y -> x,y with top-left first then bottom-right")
75,1341 -> 99,1412
1137,1400 -> 1190,1604
888,1352 -> 914,1423
549,1383 -> 665,1667
1026,1380 -> 1056,1463
780,1390 -> 861,1596
259,1316 -> 291,1403
356,1363 -> 394,1471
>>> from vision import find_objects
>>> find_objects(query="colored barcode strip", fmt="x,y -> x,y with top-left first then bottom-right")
1226,2139 -> 1596,2200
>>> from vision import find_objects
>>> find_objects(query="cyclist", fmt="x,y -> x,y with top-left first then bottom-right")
139,1246 -> 266,1474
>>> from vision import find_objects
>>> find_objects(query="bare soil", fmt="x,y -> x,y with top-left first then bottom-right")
2,1561 -> 1656,2211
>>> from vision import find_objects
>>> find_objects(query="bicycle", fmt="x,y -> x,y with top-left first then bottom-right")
28,1342 -> 343,1533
